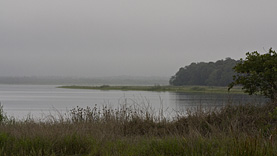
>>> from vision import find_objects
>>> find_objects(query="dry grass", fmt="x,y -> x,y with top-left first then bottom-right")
0,100 -> 276,155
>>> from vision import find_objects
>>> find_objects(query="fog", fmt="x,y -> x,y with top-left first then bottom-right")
1,0 -> 277,77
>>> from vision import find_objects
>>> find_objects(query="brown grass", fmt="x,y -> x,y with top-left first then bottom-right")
0,100 -> 276,155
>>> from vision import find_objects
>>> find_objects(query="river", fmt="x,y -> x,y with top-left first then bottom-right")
0,85 -> 266,119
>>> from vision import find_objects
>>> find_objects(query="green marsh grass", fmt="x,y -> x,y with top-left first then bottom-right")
0,100 -> 276,155
58,85 -> 245,94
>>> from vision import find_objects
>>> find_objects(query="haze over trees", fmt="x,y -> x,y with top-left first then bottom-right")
170,58 -> 239,86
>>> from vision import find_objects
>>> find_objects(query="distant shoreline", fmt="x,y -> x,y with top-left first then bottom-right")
58,85 -> 244,94
0,76 -> 169,86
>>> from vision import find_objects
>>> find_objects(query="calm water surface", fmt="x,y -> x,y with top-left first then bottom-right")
0,85 -> 266,119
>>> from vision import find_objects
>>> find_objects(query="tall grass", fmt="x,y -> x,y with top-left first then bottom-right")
0,100 -> 276,155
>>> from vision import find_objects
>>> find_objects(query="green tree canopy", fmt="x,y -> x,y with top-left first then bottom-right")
170,58 -> 238,86
228,48 -> 277,100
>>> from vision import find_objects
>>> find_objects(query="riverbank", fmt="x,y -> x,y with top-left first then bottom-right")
0,100 -> 276,155
58,85 -> 244,94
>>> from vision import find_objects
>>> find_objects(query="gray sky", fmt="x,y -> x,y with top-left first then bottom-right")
1,0 -> 277,77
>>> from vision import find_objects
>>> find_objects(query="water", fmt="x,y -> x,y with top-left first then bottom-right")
0,85 -> 266,119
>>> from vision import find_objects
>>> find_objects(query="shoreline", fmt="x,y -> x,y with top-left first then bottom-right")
58,85 -> 245,94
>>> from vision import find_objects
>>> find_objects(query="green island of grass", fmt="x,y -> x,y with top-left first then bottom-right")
58,85 -> 245,94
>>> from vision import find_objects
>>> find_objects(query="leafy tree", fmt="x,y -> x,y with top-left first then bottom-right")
170,58 -> 238,86
228,48 -> 277,100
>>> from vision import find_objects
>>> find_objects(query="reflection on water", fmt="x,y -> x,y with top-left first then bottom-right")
0,85 -> 267,119
170,92 -> 267,115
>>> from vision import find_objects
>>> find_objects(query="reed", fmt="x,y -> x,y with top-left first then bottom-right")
0,100 -> 276,155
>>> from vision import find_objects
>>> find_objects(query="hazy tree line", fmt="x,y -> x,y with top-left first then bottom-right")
170,58 -> 239,86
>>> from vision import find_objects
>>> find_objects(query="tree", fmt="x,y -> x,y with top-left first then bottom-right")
228,48 -> 277,100
170,58 -> 238,86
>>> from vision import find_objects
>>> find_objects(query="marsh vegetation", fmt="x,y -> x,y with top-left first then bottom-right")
58,85 -> 244,94
0,100 -> 276,155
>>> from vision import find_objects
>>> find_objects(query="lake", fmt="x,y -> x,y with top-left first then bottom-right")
0,85 -> 266,119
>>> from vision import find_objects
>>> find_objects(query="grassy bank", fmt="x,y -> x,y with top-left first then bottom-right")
0,100 -> 277,155
58,85 -> 244,94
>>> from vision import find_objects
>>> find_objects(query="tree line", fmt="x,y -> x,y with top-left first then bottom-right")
170,58 -> 239,86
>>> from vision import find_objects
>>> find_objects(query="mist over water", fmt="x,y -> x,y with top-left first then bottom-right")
0,1 -> 273,120
0,76 -> 169,86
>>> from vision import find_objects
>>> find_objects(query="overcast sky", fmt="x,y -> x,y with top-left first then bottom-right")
1,0 -> 277,77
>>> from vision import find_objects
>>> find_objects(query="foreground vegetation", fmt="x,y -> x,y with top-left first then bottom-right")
0,100 -> 277,155
58,85 -> 244,94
